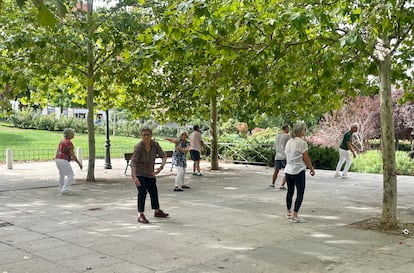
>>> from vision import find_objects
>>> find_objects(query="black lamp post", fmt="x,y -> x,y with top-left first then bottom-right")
104,109 -> 112,169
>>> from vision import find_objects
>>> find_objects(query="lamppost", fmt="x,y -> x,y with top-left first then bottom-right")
104,109 -> 112,169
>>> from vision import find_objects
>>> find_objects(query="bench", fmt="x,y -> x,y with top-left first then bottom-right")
124,151 -> 174,175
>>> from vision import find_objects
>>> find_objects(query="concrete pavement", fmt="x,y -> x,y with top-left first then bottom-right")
1,159 -> 414,273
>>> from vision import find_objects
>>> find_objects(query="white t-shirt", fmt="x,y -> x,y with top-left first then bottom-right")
189,131 -> 202,151
285,137 -> 308,175
274,132 -> 290,160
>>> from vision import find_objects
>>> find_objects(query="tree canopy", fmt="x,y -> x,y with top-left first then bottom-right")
2,0 -> 414,228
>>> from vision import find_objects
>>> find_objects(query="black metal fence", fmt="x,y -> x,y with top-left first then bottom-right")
0,146 -> 134,162
0,143 -> 275,165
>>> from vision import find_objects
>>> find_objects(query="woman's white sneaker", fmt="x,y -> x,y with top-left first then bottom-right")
291,216 -> 306,223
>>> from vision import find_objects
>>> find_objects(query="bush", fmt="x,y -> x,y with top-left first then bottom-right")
351,150 -> 413,175
217,129 -> 277,165
54,117 -> 88,133
8,108 -> 39,129
308,145 -> 339,170
36,114 -> 56,130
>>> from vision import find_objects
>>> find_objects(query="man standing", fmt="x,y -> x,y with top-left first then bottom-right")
335,124 -> 358,178
270,124 -> 290,189
189,125 -> 206,176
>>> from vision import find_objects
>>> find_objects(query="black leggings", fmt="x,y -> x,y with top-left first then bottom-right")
136,176 -> 160,213
286,170 -> 306,213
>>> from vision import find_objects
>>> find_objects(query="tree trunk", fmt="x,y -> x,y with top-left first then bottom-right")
210,94 -> 219,170
377,34 -> 397,229
86,0 -> 96,182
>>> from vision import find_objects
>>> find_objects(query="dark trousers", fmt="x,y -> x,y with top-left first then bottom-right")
136,176 -> 160,213
286,170 -> 306,213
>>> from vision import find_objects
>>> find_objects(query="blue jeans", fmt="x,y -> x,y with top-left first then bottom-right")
136,176 -> 160,213
286,170 -> 306,213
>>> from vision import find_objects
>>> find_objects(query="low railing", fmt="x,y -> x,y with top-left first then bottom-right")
0,143 -> 274,165
204,142 -> 273,165
0,147 -> 134,162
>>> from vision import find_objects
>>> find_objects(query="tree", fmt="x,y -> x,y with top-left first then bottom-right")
282,0 -> 414,228
137,0 -> 413,229
1,0 -> 151,181
125,0 -> 358,170
309,96 -> 381,150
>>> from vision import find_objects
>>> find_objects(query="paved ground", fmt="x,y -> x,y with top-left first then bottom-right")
1,159 -> 414,273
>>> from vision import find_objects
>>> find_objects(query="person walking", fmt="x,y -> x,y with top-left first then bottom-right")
55,128 -> 82,195
166,131 -> 191,191
270,124 -> 290,189
189,125 -> 206,176
335,124 -> 358,179
285,122 -> 315,223
131,125 -> 169,224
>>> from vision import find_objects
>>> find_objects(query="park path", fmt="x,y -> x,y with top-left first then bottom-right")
1,159 -> 414,273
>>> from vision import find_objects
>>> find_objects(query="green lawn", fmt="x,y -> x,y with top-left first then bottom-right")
0,124 -> 175,160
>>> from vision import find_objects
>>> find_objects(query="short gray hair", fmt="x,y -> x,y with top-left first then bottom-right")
63,128 -> 74,139
291,122 -> 307,138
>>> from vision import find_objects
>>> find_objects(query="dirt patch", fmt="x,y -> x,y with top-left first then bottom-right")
349,217 -> 414,237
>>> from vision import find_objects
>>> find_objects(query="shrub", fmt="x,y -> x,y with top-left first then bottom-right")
54,117 -> 88,133
8,108 -> 39,129
36,114 -> 56,130
308,145 -> 339,170
351,150 -> 413,175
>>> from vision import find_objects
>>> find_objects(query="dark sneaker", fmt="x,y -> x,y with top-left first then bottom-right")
269,184 -> 275,188
182,185 -> 191,189
174,187 -> 184,192
138,215 -> 149,224
192,173 -> 197,176
154,210 -> 169,218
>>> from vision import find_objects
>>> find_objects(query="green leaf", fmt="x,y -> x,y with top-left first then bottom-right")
36,2 -> 56,27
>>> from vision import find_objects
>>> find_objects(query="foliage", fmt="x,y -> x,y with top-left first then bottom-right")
351,151 -> 413,176
308,145 -> 339,170
7,107 -> 38,129
393,89 -> 414,140
35,113 -> 56,131
8,108 -> 88,133
1,0 -> 161,180
7,109 -> 181,137
309,90 -> 414,150
220,118 -> 239,135
309,96 -> 380,150
218,133 -> 245,143
219,128 -> 279,165
251,114 -> 288,131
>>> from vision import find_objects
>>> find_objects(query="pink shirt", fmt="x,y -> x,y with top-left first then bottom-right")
189,131 -> 202,151
55,139 -> 74,161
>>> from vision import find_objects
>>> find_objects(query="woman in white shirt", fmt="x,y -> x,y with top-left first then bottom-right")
284,122 -> 315,223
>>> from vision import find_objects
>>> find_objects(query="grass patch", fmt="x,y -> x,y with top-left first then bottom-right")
0,125 -> 175,160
